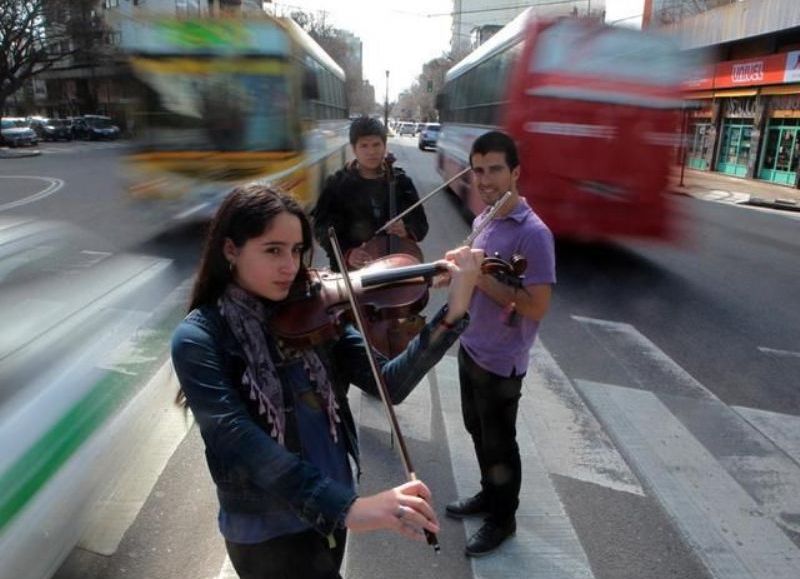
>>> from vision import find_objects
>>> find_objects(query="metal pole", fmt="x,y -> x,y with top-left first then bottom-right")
680,107 -> 689,187
384,70 -> 389,128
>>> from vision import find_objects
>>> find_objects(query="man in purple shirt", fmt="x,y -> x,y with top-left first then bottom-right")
445,131 -> 556,557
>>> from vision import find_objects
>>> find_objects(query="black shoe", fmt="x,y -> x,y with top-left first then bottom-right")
465,519 -> 516,557
445,495 -> 487,519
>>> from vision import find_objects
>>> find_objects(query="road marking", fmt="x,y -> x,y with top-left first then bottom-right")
734,406 -> 800,468
217,556 -> 238,579
526,341 -> 644,495
173,202 -> 210,220
78,362 -> 194,555
701,190 -> 750,204
757,346 -> 800,359
0,176 -> 65,211
662,395 -> 800,536
577,380 -> 800,579
438,355 -> 595,579
572,315 -> 717,400
354,378 -> 432,443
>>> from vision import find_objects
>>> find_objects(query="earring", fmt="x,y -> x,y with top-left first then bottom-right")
228,261 -> 235,272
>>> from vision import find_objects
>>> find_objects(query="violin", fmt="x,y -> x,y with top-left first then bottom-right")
344,153 -> 424,270
268,253 -> 526,349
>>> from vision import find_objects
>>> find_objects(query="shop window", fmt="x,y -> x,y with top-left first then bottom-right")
758,118 -> 800,184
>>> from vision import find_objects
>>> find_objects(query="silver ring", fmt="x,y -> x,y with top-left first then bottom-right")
395,506 -> 405,520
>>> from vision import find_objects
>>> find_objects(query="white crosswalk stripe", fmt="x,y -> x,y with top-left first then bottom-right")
577,381 -> 800,579
438,355 -> 595,579
572,315 -> 717,400
734,406 -> 800,466
525,341 -> 644,496
354,376 -> 433,442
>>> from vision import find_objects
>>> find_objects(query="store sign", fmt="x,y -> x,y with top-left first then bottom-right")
714,53 -> 786,89
731,62 -> 764,83
784,51 -> 800,83
683,52 -> 800,91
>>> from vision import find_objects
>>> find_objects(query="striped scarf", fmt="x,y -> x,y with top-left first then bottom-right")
219,284 -> 340,446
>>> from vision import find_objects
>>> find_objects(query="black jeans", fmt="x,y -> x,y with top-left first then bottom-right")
225,528 -> 347,579
458,346 -> 523,524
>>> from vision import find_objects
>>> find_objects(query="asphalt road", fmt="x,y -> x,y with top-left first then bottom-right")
2,136 -> 799,579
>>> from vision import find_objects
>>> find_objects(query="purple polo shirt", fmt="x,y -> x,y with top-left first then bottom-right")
460,197 -> 556,377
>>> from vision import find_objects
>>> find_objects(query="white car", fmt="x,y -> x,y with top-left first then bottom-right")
418,123 -> 440,150
1,118 -> 39,147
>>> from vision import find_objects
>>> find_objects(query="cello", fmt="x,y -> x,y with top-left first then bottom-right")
343,153 -> 425,358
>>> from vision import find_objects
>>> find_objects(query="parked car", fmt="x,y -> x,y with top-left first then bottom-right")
72,115 -> 120,140
398,122 -> 416,136
0,118 -> 39,147
30,118 -> 73,141
418,123 -> 440,150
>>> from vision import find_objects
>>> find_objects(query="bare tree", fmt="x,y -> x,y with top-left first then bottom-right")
0,0 -> 107,114
290,10 -> 377,115
393,55 -> 453,122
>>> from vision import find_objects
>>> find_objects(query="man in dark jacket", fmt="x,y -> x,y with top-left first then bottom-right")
312,117 -> 428,270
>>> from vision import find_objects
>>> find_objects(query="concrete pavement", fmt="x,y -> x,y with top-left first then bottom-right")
672,168 -> 800,211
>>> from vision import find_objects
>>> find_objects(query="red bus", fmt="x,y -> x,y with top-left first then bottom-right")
436,10 -> 688,241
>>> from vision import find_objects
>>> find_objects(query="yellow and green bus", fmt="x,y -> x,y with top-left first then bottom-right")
122,14 -> 349,222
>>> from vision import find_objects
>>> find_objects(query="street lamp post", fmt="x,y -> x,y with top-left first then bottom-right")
384,70 -> 389,129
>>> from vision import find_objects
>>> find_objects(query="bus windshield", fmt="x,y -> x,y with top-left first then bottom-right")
132,57 -> 296,152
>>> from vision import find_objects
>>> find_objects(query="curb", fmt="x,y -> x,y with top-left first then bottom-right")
744,196 -> 800,212
0,148 -> 42,159
669,187 -> 695,197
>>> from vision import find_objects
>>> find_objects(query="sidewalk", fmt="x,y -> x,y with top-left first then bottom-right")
671,168 -> 800,212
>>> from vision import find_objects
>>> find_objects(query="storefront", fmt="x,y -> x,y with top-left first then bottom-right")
757,91 -> 800,185
682,50 -> 800,187
716,96 -> 756,177
686,101 -> 714,170
758,118 -> 800,184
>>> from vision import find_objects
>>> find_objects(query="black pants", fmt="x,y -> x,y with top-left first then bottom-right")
225,528 -> 347,579
458,346 -> 523,524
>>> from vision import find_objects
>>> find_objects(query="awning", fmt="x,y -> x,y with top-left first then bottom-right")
684,91 -> 714,100
713,88 -> 758,98
760,84 -> 800,96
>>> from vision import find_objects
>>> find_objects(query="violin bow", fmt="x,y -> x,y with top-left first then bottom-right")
375,167 -> 472,236
327,226 -> 441,554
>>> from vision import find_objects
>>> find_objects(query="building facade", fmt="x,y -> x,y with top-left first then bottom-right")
21,0 -> 264,123
450,0 -> 605,56
662,0 -> 800,187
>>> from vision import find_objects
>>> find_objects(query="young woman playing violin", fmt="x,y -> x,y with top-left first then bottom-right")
171,184 -> 483,579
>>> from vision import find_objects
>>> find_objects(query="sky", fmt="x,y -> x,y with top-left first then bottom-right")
270,1 -> 453,101
268,1 -> 645,101
605,0 -> 644,28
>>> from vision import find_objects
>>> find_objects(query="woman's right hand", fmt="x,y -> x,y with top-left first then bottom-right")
438,246 -> 484,321
344,480 -> 440,542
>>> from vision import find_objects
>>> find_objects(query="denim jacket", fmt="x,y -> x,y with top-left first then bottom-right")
170,303 -> 467,536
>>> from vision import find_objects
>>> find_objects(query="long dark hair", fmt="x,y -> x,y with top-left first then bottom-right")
188,184 -> 313,312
